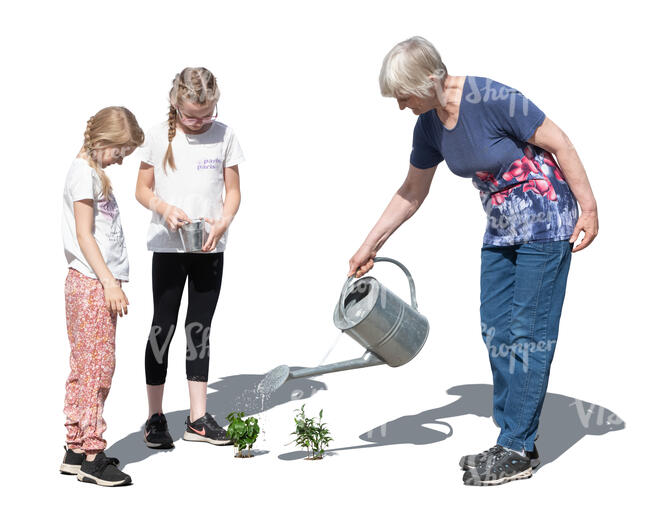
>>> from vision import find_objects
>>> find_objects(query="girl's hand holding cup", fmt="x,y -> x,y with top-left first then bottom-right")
164,204 -> 190,231
201,217 -> 225,252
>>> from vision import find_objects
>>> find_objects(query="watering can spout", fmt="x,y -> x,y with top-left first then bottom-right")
256,352 -> 385,395
288,350 -> 385,380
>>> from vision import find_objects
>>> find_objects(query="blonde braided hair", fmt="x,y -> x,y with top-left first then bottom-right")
82,106 -> 145,199
163,67 -> 220,175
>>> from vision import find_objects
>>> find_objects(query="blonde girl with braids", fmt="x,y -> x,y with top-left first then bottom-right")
60,106 -> 144,486
136,67 -> 244,448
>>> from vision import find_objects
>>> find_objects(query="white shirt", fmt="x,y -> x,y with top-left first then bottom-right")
61,158 -> 129,281
140,121 -> 245,253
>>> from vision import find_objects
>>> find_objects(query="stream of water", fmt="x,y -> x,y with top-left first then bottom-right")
232,330 -> 346,416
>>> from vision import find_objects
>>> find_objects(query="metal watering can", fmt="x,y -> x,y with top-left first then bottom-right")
257,257 -> 429,394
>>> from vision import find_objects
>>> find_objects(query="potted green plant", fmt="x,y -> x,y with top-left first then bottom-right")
289,404 -> 333,460
226,411 -> 260,458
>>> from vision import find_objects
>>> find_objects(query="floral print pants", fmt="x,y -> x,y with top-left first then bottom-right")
63,268 -> 118,452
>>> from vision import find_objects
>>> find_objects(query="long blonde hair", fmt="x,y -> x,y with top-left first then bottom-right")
83,106 -> 145,199
163,67 -> 220,175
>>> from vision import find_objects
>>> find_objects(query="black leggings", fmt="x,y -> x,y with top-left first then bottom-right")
145,252 -> 224,385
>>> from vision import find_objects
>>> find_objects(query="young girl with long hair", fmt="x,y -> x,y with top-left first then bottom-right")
61,106 -> 144,486
135,67 -> 244,448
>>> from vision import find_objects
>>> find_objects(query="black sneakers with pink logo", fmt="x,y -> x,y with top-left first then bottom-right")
183,413 -> 232,445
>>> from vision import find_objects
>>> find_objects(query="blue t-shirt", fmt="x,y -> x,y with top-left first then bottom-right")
410,75 -> 578,246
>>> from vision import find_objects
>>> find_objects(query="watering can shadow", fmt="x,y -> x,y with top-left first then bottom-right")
258,258 -> 429,395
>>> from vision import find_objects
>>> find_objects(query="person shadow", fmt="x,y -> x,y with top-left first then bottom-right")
278,383 -> 625,466
109,377 -> 624,469
106,367 -> 327,467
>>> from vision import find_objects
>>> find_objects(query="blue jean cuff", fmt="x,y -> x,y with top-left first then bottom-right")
497,435 -> 525,453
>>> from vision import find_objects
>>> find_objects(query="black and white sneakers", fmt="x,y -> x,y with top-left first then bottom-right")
183,413 -> 232,445
59,446 -> 85,475
76,452 -> 132,487
462,445 -> 533,486
460,444 -> 540,471
144,412 -> 174,449
458,445 -> 502,471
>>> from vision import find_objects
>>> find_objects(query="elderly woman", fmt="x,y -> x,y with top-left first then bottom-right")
348,36 -> 598,486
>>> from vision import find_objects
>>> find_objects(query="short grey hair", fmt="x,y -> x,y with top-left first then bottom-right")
379,36 -> 448,98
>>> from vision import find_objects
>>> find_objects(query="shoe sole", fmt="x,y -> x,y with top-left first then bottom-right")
144,437 -> 174,449
183,431 -> 232,446
464,467 -> 533,486
76,470 -> 132,487
59,463 -> 81,475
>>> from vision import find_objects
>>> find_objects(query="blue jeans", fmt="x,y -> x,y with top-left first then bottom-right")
480,240 -> 572,452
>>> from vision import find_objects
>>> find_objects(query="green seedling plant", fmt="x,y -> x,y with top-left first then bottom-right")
226,411 -> 260,458
290,404 -> 333,460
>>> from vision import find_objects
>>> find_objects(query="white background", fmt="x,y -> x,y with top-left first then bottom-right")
2,0 -> 647,520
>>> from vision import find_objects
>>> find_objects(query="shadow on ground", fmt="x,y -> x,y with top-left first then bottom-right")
277,383 -> 625,467
109,376 -> 624,470
106,367 -> 325,467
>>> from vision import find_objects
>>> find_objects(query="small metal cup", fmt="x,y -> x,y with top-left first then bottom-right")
179,218 -> 205,252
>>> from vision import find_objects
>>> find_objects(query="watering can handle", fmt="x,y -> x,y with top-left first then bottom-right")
373,257 -> 419,309
339,257 -> 420,324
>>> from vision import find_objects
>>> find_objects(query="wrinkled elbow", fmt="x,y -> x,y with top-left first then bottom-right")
407,199 -> 422,219
402,191 -> 424,219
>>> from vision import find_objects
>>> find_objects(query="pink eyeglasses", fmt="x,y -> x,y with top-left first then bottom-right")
176,105 -> 218,125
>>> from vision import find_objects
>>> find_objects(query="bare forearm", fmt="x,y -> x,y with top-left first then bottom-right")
528,118 -> 597,213
348,165 -> 434,277
77,234 -> 118,286
218,188 -> 241,229
215,189 -> 241,234
554,145 -> 597,212
136,185 -> 168,215
363,189 -> 421,252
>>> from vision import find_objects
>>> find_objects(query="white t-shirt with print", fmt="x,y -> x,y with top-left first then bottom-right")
140,121 -> 245,253
61,158 -> 129,281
